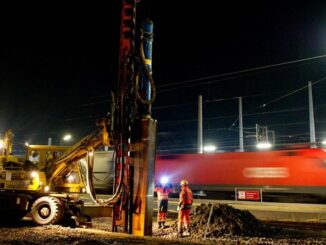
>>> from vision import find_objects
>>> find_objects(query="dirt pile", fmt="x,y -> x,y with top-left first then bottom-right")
170,203 -> 273,239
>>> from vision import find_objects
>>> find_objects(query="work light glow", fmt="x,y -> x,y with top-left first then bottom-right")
256,142 -> 272,150
160,176 -> 169,185
203,145 -> 216,152
30,171 -> 38,178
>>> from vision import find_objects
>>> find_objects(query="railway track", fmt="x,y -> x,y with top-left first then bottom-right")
262,221 -> 326,230
154,198 -> 326,224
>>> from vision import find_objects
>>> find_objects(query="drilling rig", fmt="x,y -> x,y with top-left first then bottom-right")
107,0 -> 157,235
0,0 -> 156,236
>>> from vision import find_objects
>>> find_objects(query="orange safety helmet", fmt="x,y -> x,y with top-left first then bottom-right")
180,179 -> 189,186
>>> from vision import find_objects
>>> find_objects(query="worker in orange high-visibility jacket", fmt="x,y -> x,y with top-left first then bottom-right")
177,179 -> 193,236
154,182 -> 172,228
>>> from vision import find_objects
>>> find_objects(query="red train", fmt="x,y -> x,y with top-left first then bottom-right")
155,147 -> 326,203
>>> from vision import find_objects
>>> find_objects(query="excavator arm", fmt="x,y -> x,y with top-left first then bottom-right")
46,119 -> 111,196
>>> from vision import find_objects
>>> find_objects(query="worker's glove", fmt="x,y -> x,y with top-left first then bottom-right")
177,206 -> 180,211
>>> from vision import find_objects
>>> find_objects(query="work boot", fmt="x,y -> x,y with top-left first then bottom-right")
183,229 -> 190,236
177,230 -> 183,237
158,222 -> 162,229
161,221 -> 165,229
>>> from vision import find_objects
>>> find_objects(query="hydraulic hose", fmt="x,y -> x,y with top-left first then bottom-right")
135,32 -> 156,105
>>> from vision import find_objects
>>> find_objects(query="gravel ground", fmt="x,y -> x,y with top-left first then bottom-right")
153,220 -> 326,244
0,220 -> 198,245
0,215 -> 326,244
152,203 -> 326,245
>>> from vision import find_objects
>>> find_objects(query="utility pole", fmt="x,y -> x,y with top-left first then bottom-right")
255,124 -> 259,143
308,81 -> 316,148
239,97 -> 244,152
198,95 -> 203,153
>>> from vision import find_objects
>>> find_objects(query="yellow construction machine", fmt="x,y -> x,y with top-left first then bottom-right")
0,120 -> 111,225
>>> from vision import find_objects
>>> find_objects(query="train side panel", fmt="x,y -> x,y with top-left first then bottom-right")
155,149 -> 326,200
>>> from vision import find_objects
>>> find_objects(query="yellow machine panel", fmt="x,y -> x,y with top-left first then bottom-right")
0,170 -> 46,191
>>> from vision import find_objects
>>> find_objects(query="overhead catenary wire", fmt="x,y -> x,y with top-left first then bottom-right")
8,58 -> 326,125
157,103 -> 326,126
228,75 -> 326,130
153,83 -> 326,112
157,54 -> 326,92
11,55 -> 324,112
16,100 -> 326,141
10,56 -> 326,151
4,55 -> 326,140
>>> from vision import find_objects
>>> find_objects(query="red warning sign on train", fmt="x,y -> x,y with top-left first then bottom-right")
237,190 -> 260,200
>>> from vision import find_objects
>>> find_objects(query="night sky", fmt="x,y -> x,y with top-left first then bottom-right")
1,1 -> 326,154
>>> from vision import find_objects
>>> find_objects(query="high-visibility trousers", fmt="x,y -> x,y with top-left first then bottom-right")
178,208 -> 191,231
157,199 -> 168,222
